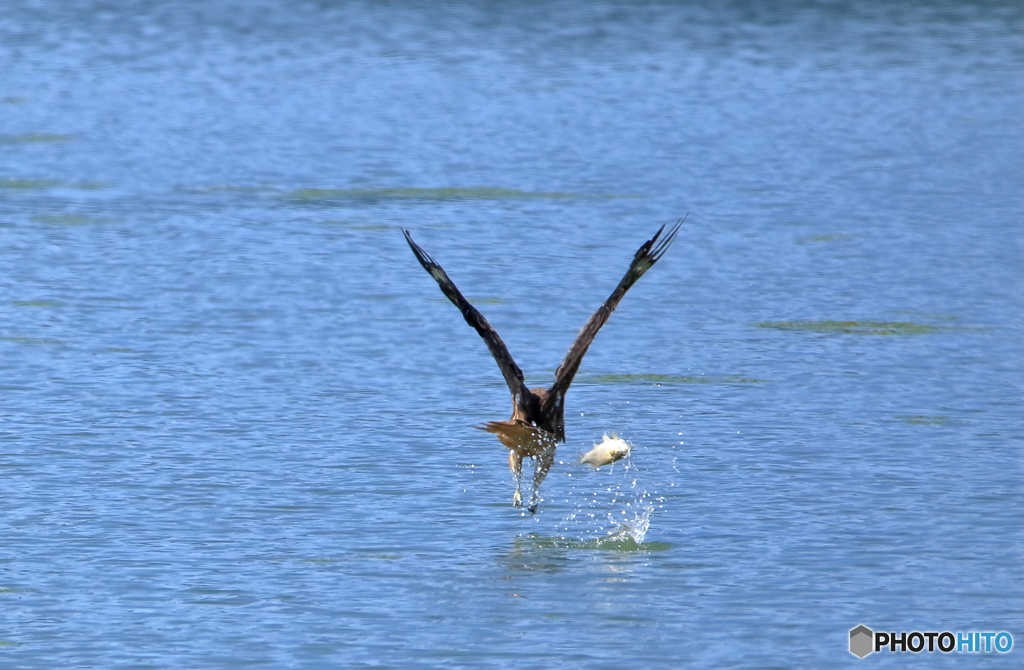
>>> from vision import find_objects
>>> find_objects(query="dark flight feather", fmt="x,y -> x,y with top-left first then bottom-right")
541,217 -> 685,424
403,230 -> 536,416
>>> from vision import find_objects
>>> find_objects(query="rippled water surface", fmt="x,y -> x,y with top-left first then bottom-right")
1,1 -> 1022,667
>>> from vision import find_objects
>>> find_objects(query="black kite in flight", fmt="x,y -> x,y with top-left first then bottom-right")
404,219 -> 683,513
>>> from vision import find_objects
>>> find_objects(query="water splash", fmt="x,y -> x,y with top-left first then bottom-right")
605,501 -> 654,545
553,452 -> 666,549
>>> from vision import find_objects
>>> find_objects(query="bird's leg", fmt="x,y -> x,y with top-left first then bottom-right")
509,450 -> 524,508
527,444 -> 556,514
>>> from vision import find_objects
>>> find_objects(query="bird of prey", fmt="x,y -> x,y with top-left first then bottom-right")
403,219 -> 683,513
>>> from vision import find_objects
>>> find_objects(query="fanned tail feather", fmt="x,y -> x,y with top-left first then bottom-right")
477,422 -> 556,458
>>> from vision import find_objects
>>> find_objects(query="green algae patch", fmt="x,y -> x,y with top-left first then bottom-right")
896,415 -> 948,425
347,224 -> 399,231
0,178 -> 60,189
299,557 -> 342,564
0,133 -> 74,144
1,179 -> 106,190
756,320 -> 939,335
587,373 -> 764,385
12,300 -> 63,308
177,184 -> 277,194
796,233 -> 854,244
316,217 -> 401,231
576,537 -> 673,552
0,336 -> 65,346
32,213 -> 113,226
289,186 -> 579,201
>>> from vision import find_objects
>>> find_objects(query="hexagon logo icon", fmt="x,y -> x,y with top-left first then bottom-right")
850,625 -> 874,658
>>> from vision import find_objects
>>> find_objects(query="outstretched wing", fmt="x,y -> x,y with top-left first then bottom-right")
543,218 -> 684,415
404,230 -> 534,410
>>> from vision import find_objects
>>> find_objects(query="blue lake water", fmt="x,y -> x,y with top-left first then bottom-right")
1,1 -> 1021,667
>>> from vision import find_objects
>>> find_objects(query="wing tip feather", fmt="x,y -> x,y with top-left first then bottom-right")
403,229 -> 441,271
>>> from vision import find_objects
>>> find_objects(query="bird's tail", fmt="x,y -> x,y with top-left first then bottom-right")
476,421 -> 555,458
